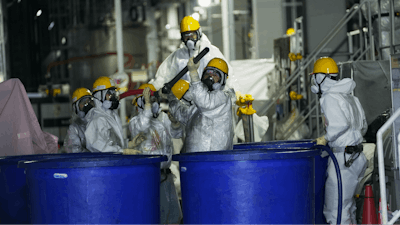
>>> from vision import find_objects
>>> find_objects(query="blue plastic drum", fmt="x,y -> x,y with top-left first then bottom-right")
234,140 -> 328,224
19,154 -> 167,224
0,153 -> 120,223
173,148 -> 321,224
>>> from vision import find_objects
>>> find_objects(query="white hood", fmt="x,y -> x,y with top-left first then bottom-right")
323,78 -> 356,95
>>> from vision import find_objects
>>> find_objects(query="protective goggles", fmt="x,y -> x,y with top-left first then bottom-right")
311,73 -> 337,85
181,31 -> 198,42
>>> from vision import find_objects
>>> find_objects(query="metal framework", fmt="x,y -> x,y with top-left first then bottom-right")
263,0 -> 399,141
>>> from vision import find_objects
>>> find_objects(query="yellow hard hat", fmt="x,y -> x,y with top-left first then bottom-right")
311,57 -> 339,74
138,83 -> 156,91
180,16 -> 200,33
93,76 -> 116,92
286,28 -> 295,36
171,79 -> 190,100
206,58 -> 229,75
72,87 -> 92,104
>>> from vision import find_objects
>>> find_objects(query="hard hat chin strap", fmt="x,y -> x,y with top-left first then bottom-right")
314,74 -> 328,98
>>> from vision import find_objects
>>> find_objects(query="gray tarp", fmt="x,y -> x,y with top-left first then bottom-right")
341,60 -> 391,125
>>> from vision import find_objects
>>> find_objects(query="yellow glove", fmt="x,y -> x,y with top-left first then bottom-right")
123,149 -> 142,155
128,132 -> 146,148
143,87 -> 152,110
315,136 -> 327,146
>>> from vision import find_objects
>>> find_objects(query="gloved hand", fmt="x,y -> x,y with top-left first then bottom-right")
123,149 -> 142,155
168,111 -> 181,129
143,87 -> 152,110
187,57 -> 200,83
128,132 -> 146,148
315,135 -> 327,146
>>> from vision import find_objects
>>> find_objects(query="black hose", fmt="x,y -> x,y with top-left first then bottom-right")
162,47 -> 210,94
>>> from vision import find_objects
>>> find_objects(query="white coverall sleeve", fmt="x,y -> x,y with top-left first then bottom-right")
322,95 -> 350,142
190,82 -> 229,112
128,109 -> 152,138
361,116 -> 368,136
168,95 -> 197,126
85,117 -> 123,152
149,52 -> 180,90
355,98 -> 368,136
64,124 -> 84,153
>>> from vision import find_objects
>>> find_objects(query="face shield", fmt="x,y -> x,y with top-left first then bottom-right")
105,88 -> 120,110
182,31 -> 200,57
105,88 -> 120,100
201,68 -> 223,91
75,96 -> 95,118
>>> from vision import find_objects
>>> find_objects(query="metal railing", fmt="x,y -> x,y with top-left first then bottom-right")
377,108 -> 400,224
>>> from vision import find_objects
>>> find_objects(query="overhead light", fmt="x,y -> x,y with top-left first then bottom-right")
48,21 -> 55,30
165,24 -> 171,30
198,0 -> 212,7
191,12 -> 200,21
36,9 -> 42,17
17,0 -> 21,3
61,37 -> 66,45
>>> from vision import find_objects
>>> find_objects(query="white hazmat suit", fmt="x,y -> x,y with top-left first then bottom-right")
84,90 -> 126,152
128,92 -> 183,224
63,94 -> 95,153
168,80 -> 235,153
63,116 -> 90,153
313,74 -> 368,224
149,34 -> 233,90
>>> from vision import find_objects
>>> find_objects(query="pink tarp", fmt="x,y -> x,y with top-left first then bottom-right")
0,78 -> 58,156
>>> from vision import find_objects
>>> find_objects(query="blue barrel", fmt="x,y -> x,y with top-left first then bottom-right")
233,140 -> 328,224
173,148 -> 321,224
19,154 -> 167,224
0,153 -> 121,223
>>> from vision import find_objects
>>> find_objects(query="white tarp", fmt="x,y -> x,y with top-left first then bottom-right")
226,58 -> 275,143
227,58 -> 275,100
234,113 -> 269,142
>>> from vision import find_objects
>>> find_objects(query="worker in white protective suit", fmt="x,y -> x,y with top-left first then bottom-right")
159,57 -> 234,153
63,88 -> 95,153
148,15 -> 233,90
312,57 -> 368,224
85,76 -> 141,154
129,83 -> 183,224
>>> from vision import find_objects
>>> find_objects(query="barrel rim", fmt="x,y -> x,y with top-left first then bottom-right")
233,139 -> 315,149
172,148 -> 322,162
0,153 -> 124,166
18,154 -> 168,169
